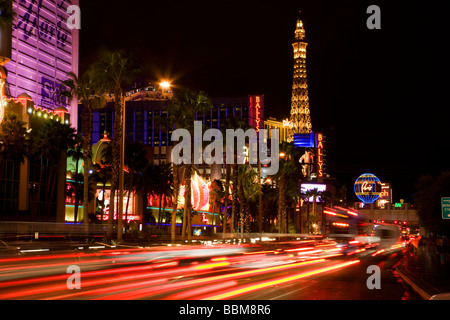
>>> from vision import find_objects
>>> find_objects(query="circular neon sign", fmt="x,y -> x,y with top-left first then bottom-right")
354,173 -> 382,203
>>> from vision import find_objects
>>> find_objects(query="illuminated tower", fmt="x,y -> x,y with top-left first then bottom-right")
289,17 -> 312,140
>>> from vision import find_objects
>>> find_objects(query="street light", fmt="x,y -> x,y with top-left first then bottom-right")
160,81 -> 171,93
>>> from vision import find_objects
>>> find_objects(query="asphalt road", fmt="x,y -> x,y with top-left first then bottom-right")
0,239 -> 421,301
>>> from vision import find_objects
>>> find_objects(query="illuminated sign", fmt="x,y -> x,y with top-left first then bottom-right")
378,183 -> 391,203
293,132 -> 314,148
316,133 -> 324,179
6,0 -> 79,126
301,183 -> 326,202
354,173 -> 382,204
249,95 -> 264,132
282,119 -> 293,129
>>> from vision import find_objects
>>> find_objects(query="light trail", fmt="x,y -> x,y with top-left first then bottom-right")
89,259 -> 327,300
200,259 -> 361,300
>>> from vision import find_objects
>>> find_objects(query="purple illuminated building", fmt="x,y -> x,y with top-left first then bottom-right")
4,0 -> 79,127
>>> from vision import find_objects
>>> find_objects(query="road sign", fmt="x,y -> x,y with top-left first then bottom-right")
442,198 -> 450,219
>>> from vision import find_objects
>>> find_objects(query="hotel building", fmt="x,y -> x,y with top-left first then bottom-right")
0,0 -> 79,221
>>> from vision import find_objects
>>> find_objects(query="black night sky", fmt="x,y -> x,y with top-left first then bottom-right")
79,0 -> 449,203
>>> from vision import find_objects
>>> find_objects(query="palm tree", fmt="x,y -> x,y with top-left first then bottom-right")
274,141 -> 301,233
90,49 -> 139,241
0,0 -> 14,26
29,119 -> 76,219
237,164 -> 261,237
166,89 -> 213,242
0,113 -> 28,182
62,71 -> 106,226
223,116 -> 250,234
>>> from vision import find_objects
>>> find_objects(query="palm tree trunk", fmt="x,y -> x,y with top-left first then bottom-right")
223,164 -> 230,239
45,164 -> 55,215
141,188 -> 147,227
171,163 -> 179,242
183,164 -> 192,242
0,158 -> 5,183
162,195 -> 167,230
107,187 -> 115,239
258,160 -> 262,234
83,159 -> 90,225
231,163 -> 238,234
307,202 -> 310,234
278,175 -> 286,234
158,193 -> 163,228
125,189 -> 131,226
239,201 -> 245,239
73,158 -> 80,224
34,159 -> 45,219
101,181 -> 106,222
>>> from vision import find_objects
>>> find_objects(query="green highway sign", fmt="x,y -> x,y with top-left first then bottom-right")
442,198 -> 450,219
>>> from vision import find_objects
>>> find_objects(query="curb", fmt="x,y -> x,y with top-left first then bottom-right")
395,266 -> 432,300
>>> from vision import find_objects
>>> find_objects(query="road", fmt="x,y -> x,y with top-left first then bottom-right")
0,238 -> 421,300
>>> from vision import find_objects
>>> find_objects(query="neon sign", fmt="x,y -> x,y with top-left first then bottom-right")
250,95 -> 263,132
283,119 -> 293,129
316,133 -> 324,178
13,0 -> 69,47
354,173 -> 382,204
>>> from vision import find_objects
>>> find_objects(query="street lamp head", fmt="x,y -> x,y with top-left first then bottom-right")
160,81 -> 171,89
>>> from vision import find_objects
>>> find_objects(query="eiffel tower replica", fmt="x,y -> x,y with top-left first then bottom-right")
288,16 -> 312,141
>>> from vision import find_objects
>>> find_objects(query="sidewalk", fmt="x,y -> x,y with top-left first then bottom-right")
395,239 -> 450,300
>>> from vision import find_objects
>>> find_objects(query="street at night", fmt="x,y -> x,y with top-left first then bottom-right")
0,237 -> 420,300
1,0 -> 450,315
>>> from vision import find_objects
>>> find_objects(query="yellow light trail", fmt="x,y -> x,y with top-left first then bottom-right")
202,259 -> 360,300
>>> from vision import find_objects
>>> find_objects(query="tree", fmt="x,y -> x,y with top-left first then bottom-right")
272,141 -> 302,233
224,116 -> 251,234
29,120 -> 76,219
166,89 -> 213,242
0,113 -> 28,182
414,172 -> 450,236
237,164 -> 261,237
90,49 -> 139,241
0,0 -> 15,26
62,71 -> 106,226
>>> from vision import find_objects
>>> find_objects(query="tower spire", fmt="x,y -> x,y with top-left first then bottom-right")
288,14 -> 312,140
294,15 -> 306,41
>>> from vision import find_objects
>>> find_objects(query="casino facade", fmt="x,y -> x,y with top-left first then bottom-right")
0,0 -> 79,221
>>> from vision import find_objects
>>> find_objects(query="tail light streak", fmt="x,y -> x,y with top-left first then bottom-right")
200,259 -> 361,300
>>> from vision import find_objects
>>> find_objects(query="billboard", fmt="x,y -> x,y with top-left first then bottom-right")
301,183 -> 327,202
293,132 -> 315,148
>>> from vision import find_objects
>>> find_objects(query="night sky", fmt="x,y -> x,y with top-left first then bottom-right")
79,0 -> 449,203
